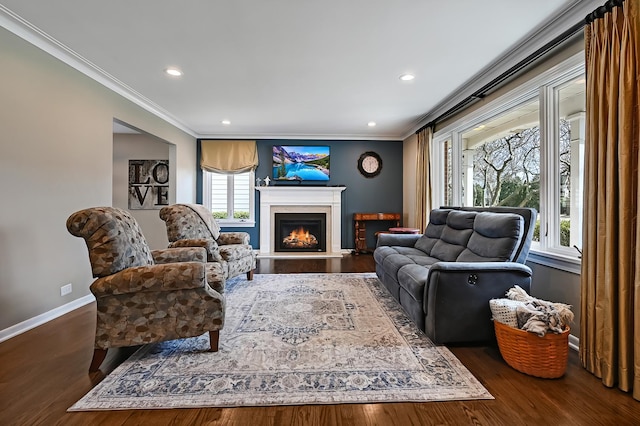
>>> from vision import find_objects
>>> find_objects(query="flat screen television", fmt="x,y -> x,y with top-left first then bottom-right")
272,145 -> 330,182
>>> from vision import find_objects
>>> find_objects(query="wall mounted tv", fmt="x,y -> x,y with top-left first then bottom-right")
272,145 -> 330,182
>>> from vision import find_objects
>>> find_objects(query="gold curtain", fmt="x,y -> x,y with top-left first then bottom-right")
200,140 -> 258,173
415,126 -> 433,231
581,0 -> 640,400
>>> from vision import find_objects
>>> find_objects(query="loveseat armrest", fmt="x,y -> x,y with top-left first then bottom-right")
424,261 -> 532,344
428,261 -> 532,274
376,233 -> 422,248
90,262 -> 207,298
218,232 -> 250,245
151,247 -> 208,264
168,238 -> 223,262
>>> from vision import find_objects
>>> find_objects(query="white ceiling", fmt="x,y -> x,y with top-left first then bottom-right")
0,1 -> 593,140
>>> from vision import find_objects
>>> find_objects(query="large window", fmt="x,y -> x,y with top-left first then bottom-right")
460,98 -> 541,211
433,54 -> 585,266
202,170 -> 255,226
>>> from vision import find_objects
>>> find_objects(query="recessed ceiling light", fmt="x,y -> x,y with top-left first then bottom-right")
165,68 -> 183,77
399,73 -> 415,81
221,120 -> 231,125
368,121 -> 377,127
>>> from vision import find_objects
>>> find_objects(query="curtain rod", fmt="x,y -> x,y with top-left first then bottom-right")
585,0 -> 624,23
415,18 -> 586,135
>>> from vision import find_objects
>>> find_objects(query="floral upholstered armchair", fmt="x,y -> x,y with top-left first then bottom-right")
67,207 -> 226,372
159,203 -> 256,280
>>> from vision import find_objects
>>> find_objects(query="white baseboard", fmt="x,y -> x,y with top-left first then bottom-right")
0,294 -> 95,344
569,334 -> 580,352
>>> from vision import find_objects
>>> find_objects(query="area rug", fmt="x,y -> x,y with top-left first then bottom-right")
69,273 -> 492,411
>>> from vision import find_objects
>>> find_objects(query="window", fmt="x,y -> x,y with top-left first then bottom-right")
552,76 -> 585,250
202,170 -> 255,227
432,53 -> 585,268
436,137 -> 454,206
460,98 -> 540,211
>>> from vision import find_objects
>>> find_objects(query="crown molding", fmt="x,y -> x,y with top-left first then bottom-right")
0,5 -> 197,138
195,132 -> 403,141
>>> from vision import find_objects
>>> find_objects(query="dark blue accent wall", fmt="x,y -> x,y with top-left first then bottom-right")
197,139 -> 403,250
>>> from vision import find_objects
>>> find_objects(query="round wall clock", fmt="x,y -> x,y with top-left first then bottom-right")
357,151 -> 383,178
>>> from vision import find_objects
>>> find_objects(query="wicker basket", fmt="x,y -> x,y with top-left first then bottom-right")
494,320 -> 570,379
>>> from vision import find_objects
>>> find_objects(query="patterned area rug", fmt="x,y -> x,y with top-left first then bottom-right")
69,273 -> 492,410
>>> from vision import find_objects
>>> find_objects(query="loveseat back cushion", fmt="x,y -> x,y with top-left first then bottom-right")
67,207 -> 154,278
430,211 -> 476,261
414,209 -> 450,255
456,212 -> 524,262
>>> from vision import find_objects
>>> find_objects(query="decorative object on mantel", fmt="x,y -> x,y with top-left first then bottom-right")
264,176 -> 271,186
68,273 -> 492,411
256,177 -> 262,187
490,285 -> 573,379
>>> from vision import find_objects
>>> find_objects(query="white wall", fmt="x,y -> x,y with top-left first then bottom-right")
0,27 -> 197,332
113,133 -> 172,250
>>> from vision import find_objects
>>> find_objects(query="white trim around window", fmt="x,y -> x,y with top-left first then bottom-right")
202,170 -> 256,227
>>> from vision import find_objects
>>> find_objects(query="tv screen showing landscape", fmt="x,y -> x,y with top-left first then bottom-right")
272,145 -> 330,181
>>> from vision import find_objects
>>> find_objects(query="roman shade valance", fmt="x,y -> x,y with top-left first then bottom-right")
200,140 -> 258,174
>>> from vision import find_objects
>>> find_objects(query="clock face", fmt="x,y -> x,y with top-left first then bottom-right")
358,151 -> 382,178
362,156 -> 379,173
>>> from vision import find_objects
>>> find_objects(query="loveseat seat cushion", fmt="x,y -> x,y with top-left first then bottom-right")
456,212 -> 523,262
430,211 -> 476,261
414,208 -> 449,255
397,264 -> 431,303
380,248 -> 427,279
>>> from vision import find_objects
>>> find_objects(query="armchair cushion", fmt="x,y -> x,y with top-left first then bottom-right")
168,238 -> 223,262
90,262 -> 207,297
66,207 -> 153,277
217,232 -> 251,245
219,244 -> 255,262
160,203 -> 220,240
151,247 -> 208,264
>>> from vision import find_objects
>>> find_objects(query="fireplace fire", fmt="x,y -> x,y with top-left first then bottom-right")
282,226 -> 318,249
275,213 -> 326,252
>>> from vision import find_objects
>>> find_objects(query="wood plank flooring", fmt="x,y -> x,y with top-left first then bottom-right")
1,254 -> 638,425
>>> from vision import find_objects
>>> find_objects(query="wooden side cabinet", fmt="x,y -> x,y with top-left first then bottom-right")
353,212 -> 401,254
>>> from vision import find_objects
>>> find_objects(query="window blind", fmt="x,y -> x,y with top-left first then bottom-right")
200,140 -> 258,173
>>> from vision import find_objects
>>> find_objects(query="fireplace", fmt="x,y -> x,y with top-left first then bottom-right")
275,213 -> 326,252
256,186 -> 346,258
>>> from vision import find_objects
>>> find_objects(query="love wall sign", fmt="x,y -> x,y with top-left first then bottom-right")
128,160 -> 170,210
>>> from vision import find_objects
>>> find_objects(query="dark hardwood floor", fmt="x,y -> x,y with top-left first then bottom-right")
1,254 -> 638,425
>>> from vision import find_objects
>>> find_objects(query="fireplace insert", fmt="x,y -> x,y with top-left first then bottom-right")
275,213 -> 326,252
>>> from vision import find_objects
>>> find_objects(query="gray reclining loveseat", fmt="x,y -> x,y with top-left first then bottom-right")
374,206 -> 536,344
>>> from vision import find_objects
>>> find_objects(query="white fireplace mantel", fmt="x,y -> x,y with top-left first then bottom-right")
256,186 -> 346,258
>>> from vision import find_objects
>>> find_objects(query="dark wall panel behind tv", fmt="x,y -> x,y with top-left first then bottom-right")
198,139 -> 404,250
